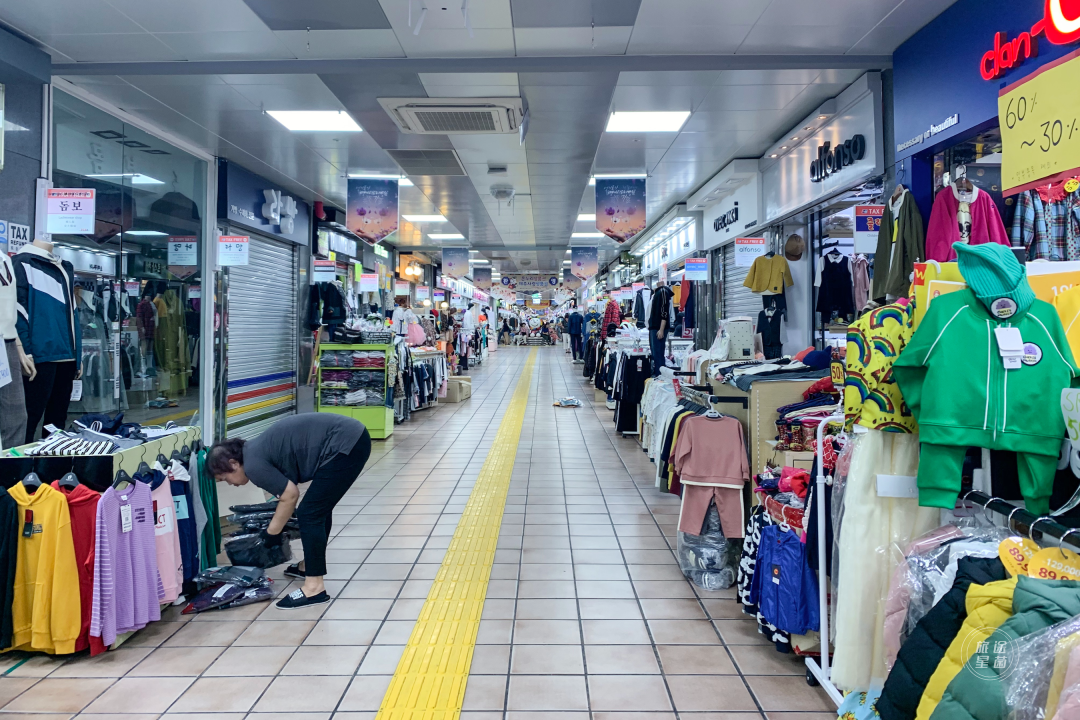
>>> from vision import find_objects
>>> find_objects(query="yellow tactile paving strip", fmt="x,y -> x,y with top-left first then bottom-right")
375,348 -> 537,720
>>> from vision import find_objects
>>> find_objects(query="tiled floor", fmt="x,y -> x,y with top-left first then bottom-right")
0,346 -> 833,719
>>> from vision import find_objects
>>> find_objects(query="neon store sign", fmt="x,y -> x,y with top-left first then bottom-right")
981,0 -> 1080,79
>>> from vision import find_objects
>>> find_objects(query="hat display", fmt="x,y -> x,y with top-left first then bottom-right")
784,234 -> 805,261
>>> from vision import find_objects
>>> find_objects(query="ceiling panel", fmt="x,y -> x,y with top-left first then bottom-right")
388,29 -> 515,58
155,30 -> 296,61
47,33 -> 183,62
510,0 -> 641,28
0,0 -> 142,37
513,27 -> 632,56
618,71 -> 720,87
755,0 -> 897,27
378,0 -> 513,30
225,79 -> 345,110
609,84 -> 712,113
242,0 -> 392,30
626,24 -> 754,55
737,24 -> 875,53
273,29 -> 405,59
633,0 -> 771,28
697,84 -> 807,111
107,0 -> 268,33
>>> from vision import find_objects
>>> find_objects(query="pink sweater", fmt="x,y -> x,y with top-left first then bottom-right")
672,415 -> 750,488
926,185 -> 1010,261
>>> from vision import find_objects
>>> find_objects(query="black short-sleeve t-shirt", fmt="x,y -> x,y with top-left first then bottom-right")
242,414 -> 366,497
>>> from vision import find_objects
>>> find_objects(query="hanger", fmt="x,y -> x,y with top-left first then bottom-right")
1029,515 -> 1053,542
1059,528 -> 1080,557
704,407 -> 721,418
21,472 -> 42,493
58,472 -> 80,490
113,469 -> 133,490
136,445 -> 151,476
891,183 -> 906,202
954,165 -> 973,192
156,453 -> 169,468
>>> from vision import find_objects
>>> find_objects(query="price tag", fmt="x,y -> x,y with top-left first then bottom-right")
1028,547 -> 1080,580
0,341 -> 10,391
999,52 -> 1080,195
120,504 -> 132,533
999,536 -> 1040,576
70,379 -> 83,402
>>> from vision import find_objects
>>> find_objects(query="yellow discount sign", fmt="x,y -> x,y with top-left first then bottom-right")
1000,49 -> 1080,195
1028,547 -> 1080,581
999,536 -> 1040,576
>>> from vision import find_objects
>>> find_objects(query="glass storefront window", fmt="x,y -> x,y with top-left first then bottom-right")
50,89 -> 207,430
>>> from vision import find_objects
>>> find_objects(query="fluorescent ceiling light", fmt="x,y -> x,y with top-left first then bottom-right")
87,173 -> 164,185
403,214 -> 448,223
267,110 -> 362,132
428,233 -> 464,240
471,259 -> 490,264
3,120 -> 28,132
348,174 -> 412,186
124,230 -> 168,236
606,111 -> 690,133
399,178 -> 414,186
577,213 -> 596,222
572,232 -> 605,238
589,173 -> 647,186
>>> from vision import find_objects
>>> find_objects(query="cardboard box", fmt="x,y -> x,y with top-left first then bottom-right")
440,377 -> 473,403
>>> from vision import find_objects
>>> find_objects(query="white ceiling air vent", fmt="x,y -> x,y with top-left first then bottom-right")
378,98 -> 524,135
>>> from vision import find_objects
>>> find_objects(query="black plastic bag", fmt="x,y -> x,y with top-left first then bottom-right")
224,532 -> 293,568
229,500 -> 279,514
219,583 -> 274,609
195,565 -> 266,588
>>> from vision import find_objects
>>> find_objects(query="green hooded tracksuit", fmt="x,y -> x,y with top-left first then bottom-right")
893,242 -> 1079,514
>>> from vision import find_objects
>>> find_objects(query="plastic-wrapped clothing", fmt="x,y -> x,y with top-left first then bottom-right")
677,503 -> 738,590
737,506 -> 791,651
915,576 -> 1016,720
1047,636 -> 1080,720
831,429 -> 941,691
223,532 -> 293,569
935,577 -> 1080,720
883,526 -> 966,671
750,524 -> 819,635
877,557 -> 1007,720
194,566 -> 266,588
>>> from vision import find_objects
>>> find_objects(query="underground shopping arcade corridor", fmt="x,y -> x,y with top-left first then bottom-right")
0,346 -> 831,718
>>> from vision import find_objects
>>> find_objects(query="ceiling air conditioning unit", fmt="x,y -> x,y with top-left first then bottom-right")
378,98 -> 524,135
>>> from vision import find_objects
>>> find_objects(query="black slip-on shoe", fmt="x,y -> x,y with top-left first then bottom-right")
276,589 -> 330,609
283,563 -> 305,580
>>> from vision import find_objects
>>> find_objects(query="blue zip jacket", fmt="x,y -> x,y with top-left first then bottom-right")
568,312 -> 584,335
13,244 -> 81,363
749,524 -> 820,635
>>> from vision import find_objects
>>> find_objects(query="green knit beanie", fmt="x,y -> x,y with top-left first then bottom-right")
954,241 -> 1035,319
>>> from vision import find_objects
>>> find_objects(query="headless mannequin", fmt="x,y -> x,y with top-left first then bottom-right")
18,238 -> 81,442
0,248 -> 28,449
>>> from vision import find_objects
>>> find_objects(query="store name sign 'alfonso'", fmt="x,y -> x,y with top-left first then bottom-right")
980,0 -> 1080,80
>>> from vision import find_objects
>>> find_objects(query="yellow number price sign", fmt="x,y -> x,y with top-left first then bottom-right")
1027,547 -> 1080,581
999,536 -> 1041,576
999,48 -> 1080,195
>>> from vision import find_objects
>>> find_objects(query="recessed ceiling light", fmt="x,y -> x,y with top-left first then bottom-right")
791,136 -> 799,141
818,114 -> 829,120
577,213 -> 596,222
428,233 -> 464,240
125,230 -> 168,236
780,146 -> 788,150
87,173 -> 164,184
589,173 -> 647,186
470,259 -> 490,263
572,232 -> 605,238
606,111 -> 690,133
769,154 -> 779,159
267,110 -> 362,132
403,214 -> 448,223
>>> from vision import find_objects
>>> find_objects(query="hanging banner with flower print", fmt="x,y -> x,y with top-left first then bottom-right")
347,178 -> 398,244
595,178 -> 646,244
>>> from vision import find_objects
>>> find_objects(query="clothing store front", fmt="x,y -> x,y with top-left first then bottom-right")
753,72 -> 884,354
216,160 -> 311,440
40,88 -> 213,441
893,0 -> 1080,261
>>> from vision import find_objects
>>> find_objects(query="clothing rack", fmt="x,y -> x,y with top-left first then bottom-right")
805,412 -> 845,707
963,491 -> 1080,553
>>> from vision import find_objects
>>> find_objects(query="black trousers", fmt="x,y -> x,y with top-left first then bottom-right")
297,429 -> 372,577
571,333 -> 583,360
23,361 -> 77,443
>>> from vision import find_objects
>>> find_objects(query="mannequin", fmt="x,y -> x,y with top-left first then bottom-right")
648,280 -> 675,378
0,249 -> 29,449
12,238 -> 82,442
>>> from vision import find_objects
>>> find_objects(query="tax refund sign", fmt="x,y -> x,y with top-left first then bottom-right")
999,48 -> 1080,195
734,237 -> 766,267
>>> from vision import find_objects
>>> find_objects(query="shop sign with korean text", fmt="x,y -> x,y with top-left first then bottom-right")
684,257 -> 709,281
999,48 -> 1080,195
395,280 -> 410,296
734,237 -> 766,267
313,259 -> 336,283
417,285 -> 430,301
358,272 -> 379,293
167,237 -> 198,266
46,189 -> 95,235
218,235 -> 250,266
854,205 -> 884,253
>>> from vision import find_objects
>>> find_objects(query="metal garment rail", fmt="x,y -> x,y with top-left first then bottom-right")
964,491 -> 1080,551
805,412 -> 845,707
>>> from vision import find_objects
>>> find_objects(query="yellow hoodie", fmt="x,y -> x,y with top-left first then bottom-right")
915,576 -> 1017,720
7,483 -> 81,655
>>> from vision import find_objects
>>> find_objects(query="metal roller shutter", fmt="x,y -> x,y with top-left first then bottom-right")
226,234 -> 298,439
722,243 -> 760,320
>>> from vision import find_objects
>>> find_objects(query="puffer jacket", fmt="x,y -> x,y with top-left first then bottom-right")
916,576 -> 1017,720
877,557 -> 1007,720
930,576 -> 1080,720
1048,640 -> 1080,720
883,526 -> 966,670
